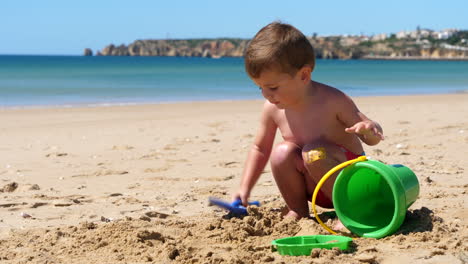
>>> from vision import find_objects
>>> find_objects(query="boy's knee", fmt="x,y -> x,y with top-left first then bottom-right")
270,142 -> 299,167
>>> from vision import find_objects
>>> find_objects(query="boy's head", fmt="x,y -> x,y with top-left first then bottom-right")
244,22 -> 315,79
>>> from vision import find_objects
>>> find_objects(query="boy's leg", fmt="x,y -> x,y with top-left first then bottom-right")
269,141 -> 310,219
301,140 -> 348,205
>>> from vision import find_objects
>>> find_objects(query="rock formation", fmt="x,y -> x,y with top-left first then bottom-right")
83,48 -> 93,56
98,39 -> 247,58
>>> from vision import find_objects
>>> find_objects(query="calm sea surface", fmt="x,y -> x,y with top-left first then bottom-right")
0,55 -> 467,108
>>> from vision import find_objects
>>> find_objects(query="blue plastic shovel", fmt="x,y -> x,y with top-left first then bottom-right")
208,197 -> 260,217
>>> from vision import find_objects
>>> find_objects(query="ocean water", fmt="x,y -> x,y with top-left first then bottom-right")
0,55 -> 467,108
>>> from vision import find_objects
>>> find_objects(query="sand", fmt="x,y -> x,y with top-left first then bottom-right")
0,94 -> 467,264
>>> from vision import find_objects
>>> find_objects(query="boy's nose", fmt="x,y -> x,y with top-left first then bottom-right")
263,94 -> 275,102
262,89 -> 273,99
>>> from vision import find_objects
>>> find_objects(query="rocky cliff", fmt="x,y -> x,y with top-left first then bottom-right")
90,34 -> 468,60
95,39 -> 247,58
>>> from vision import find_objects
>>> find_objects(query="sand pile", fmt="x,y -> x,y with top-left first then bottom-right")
0,203 -> 465,264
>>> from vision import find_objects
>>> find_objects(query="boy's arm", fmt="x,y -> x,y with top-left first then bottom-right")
236,102 -> 277,205
336,93 -> 384,146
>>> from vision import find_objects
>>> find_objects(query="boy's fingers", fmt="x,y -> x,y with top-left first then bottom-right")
347,123 -> 384,140
372,127 -> 379,136
354,126 -> 365,134
345,126 -> 357,133
233,193 -> 248,207
372,127 -> 385,140
346,124 -> 376,136
378,132 -> 385,140
239,196 -> 248,207
231,193 -> 241,203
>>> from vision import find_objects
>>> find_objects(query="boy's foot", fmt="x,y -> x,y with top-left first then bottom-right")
280,206 -> 310,220
284,210 -> 302,220
333,219 -> 346,231
280,205 -> 289,216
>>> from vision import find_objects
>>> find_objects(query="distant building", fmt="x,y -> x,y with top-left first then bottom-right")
409,31 -> 419,39
396,31 -> 409,39
340,36 -> 361,46
439,29 -> 458,39
371,33 -> 388,41
419,29 -> 432,38
360,36 -> 370,42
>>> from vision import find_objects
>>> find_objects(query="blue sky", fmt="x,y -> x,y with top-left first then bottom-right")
1,0 -> 467,55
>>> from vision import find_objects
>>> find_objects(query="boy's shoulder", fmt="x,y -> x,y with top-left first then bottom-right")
314,81 -> 349,101
315,81 -> 344,95
314,82 -> 358,115
262,100 -> 280,114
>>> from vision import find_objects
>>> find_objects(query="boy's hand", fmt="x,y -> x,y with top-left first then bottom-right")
232,189 -> 250,207
345,120 -> 384,140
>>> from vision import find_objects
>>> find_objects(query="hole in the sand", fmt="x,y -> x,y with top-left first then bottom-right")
343,241 -> 358,253
395,207 -> 439,235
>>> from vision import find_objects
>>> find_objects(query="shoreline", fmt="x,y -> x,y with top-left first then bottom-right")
361,55 -> 468,61
2,90 -> 467,111
3,53 -> 468,61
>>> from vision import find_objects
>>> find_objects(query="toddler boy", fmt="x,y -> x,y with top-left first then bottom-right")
232,22 -> 384,219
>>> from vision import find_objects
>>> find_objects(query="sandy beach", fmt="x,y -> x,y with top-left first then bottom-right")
0,94 -> 467,263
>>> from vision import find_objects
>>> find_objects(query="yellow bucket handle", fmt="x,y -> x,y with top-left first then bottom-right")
311,155 -> 367,235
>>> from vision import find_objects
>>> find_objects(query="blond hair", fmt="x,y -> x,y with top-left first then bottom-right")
244,22 -> 315,78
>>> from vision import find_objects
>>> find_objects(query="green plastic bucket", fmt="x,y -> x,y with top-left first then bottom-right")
332,160 -> 419,239
271,235 -> 352,256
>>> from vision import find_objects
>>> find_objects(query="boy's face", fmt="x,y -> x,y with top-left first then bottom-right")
253,67 -> 309,109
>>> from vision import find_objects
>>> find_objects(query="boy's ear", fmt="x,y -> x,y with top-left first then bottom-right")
300,65 -> 312,82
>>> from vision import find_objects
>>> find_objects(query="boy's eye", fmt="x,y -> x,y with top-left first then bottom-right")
258,86 -> 278,91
